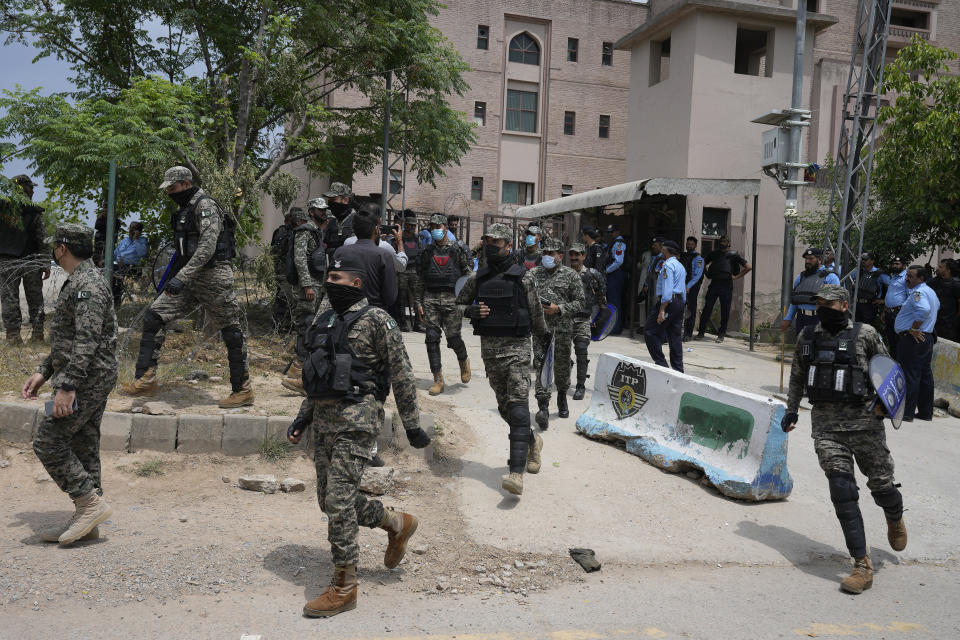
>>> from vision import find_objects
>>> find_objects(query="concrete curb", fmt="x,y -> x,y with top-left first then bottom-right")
0,400 -> 435,458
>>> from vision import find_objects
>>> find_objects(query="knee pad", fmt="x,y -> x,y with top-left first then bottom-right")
142,309 -> 164,334
221,325 -> 245,350
574,338 -> 590,356
828,472 -> 859,505
871,485 -> 904,521
506,402 -> 530,428
424,327 -> 442,344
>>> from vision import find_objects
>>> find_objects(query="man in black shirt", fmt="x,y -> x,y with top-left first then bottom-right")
694,235 -> 751,343
581,227 -> 604,271
332,206 -> 397,310
929,258 -> 960,342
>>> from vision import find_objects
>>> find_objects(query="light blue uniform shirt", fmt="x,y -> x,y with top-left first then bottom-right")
784,266 -> 841,321
656,256 -> 687,302
605,236 -> 626,274
895,282 -> 939,333
884,270 -> 908,308
824,262 -> 842,276
114,236 -> 148,265
686,253 -> 705,288
848,266 -> 890,299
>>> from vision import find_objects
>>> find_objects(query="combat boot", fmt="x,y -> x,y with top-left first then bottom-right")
556,392 -> 569,419
380,509 -> 418,569
400,318 -> 410,332
281,361 -> 306,396
41,524 -> 98,543
502,472 -> 523,495
120,367 -> 158,396
526,432 -> 543,474
429,372 -> 445,395
459,358 -> 471,383
573,384 -> 586,401
6,328 -> 22,345
29,326 -> 44,343
887,517 -> 907,551
219,380 -> 254,408
59,491 -> 112,546
840,555 -> 873,594
303,565 -> 358,618
535,398 -> 549,430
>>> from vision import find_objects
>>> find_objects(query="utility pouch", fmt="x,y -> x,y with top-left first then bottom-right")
332,354 -> 353,392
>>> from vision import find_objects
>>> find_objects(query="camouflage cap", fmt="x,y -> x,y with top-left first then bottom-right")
289,206 -> 308,223
307,197 -> 329,211
541,237 -> 564,253
46,222 -> 94,248
568,242 -> 586,254
481,223 -> 512,242
158,166 -> 194,189
527,225 -> 544,236
429,213 -> 447,226
12,174 -> 37,186
813,284 -> 849,303
323,182 -> 352,198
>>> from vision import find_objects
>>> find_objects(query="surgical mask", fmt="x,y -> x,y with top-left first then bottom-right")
431,228 -> 445,241
169,186 -> 198,207
816,306 -> 848,333
525,235 -> 536,247
324,282 -> 365,315
541,255 -> 556,269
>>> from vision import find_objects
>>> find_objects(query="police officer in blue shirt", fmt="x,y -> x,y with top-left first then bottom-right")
894,264 -> 940,422
680,236 -> 705,341
847,252 -> 890,327
780,248 -> 841,335
644,240 -> 686,372
603,224 -> 628,335
883,256 -> 909,355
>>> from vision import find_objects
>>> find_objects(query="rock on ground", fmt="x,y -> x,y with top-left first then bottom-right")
359,467 -> 395,495
238,474 -> 279,494
142,401 -> 175,416
280,478 -> 306,493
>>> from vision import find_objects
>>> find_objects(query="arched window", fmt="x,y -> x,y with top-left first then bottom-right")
508,33 -> 540,65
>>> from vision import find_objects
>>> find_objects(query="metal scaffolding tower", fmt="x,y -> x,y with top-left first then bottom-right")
379,72 -> 411,222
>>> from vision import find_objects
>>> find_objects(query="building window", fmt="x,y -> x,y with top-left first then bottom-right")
389,169 -> 402,194
505,89 -> 537,133
477,25 -> 489,50
474,101 -> 486,126
735,27 -> 772,77
508,32 -> 540,65
563,111 -> 576,135
602,42 -> 614,66
567,38 -> 579,62
650,37 -> 670,86
702,208 -> 729,238
471,177 -> 483,201
561,184 -> 573,197
502,181 -> 535,205
806,0 -> 819,13
598,114 -> 610,139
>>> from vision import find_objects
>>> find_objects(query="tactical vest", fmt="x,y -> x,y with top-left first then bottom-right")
302,307 -> 389,402
519,250 -> 542,271
798,323 -> 870,403
792,269 -> 829,306
424,244 -> 460,291
171,194 -> 236,268
286,223 -> 326,285
472,264 -> 532,337
337,210 -> 356,244
576,268 -> 600,320
402,233 -> 422,270
271,224 -> 291,272
856,269 -> 882,301
706,250 -> 741,280
0,203 -> 42,258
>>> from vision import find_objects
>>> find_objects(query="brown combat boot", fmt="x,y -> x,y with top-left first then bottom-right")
120,367 -> 158,396
303,565 -> 358,618
41,524 -> 98,543
840,555 -> 873,594
219,380 -> 255,408
429,372 -> 444,395
887,517 -> 907,551
526,432 -> 543,474
502,472 -> 523,495
459,358 -> 471,383
281,361 -> 306,396
6,328 -> 22,345
380,509 -> 418,569
29,326 -> 44,343
59,491 -> 112,545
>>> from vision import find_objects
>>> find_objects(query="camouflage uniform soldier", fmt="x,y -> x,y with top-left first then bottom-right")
22,223 -> 116,545
568,242 -> 606,400
286,252 -> 430,618
270,211 -> 295,334
783,284 -> 907,595
457,223 -> 548,496
530,238 -> 585,428
1,174 -> 49,344
396,210 -> 423,332
416,213 -> 472,395
121,166 -> 253,408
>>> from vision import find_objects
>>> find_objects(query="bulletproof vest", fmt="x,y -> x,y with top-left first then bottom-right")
337,210 -> 356,244
679,251 -> 698,278
472,264 -> 532,337
576,268 -> 600,320
798,323 -> 870,404
0,202 -> 38,258
271,224 -> 291,271
171,194 -> 235,268
424,243 -> 460,291
791,269 -> 829,306
401,233 -> 422,270
519,249 -> 542,271
706,250 -> 738,280
286,223 -> 326,285
302,307 -> 389,402
856,269 -> 881,301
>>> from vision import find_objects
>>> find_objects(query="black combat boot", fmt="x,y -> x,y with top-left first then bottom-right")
535,398 -> 549,430
556,391 -> 569,419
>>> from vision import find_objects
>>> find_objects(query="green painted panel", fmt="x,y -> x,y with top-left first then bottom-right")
678,392 -> 754,458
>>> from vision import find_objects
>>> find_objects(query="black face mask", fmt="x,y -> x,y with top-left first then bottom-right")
325,281 -> 365,315
169,186 -> 199,207
816,306 -> 848,333
484,244 -> 510,270
329,201 -> 351,218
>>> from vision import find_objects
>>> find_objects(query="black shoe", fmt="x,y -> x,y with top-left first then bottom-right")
916,414 -> 933,421
682,335 -> 692,343
400,320 -> 410,332
693,333 -> 705,341
573,385 -> 586,400
535,399 -> 549,430
714,335 -> 724,343
371,455 -> 386,467
557,393 -> 569,419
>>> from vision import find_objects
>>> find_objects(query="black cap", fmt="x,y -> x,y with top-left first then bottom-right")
402,209 -> 417,219
652,236 -> 665,244
861,251 -> 876,261
606,223 -> 618,232
891,255 -> 907,264
582,225 -> 596,233
662,239 -> 680,252
329,250 -> 367,277
802,248 -> 823,258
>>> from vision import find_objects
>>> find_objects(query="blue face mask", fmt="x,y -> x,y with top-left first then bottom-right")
541,255 -> 556,269
525,235 -> 536,247
431,228 -> 444,241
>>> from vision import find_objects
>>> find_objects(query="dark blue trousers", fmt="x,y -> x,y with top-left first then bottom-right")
897,332 -> 935,420
606,269 -> 626,335
697,281 -> 733,336
644,295 -> 685,372
683,281 -> 702,338
884,307 -> 901,355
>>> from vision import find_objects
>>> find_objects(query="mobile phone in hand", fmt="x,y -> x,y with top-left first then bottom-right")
44,397 -> 79,417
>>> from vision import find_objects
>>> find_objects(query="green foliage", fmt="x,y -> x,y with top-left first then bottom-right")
133,459 -> 166,477
259,436 -> 291,464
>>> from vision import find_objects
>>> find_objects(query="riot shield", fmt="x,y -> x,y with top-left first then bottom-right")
540,331 -> 555,389
869,355 -> 906,429
454,275 -> 470,297
591,304 -> 618,341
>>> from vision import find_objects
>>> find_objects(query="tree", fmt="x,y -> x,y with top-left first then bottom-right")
0,0 -> 475,238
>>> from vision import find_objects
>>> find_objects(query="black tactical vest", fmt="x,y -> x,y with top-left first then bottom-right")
472,264 -> 532,337
271,224 -> 292,272
576,268 -> 600,320
171,193 -> 236,268
856,269 -> 882,301
286,223 -> 326,285
402,233 -> 422,270
791,269 -> 829,306
679,251 -> 699,280
302,307 -> 389,402
0,203 -> 42,258
798,323 -> 870,403
424,243 -> 460,291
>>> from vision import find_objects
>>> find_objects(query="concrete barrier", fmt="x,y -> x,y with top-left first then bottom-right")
932,338 -> 960,410
0,401 -> 40,443
131,414 -> 178,452
177,414 -> 224,454
222,414 -> 267,456
575,353 -> 792,501
100,412 -> 132,451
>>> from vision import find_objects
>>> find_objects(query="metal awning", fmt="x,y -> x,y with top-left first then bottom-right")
517,178 -> 761,218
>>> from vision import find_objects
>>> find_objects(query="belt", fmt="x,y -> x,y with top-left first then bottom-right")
658,294 -> 684,302
886,306 -> 902,313
796,310 -> 816,316
898,330 -> 934,336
